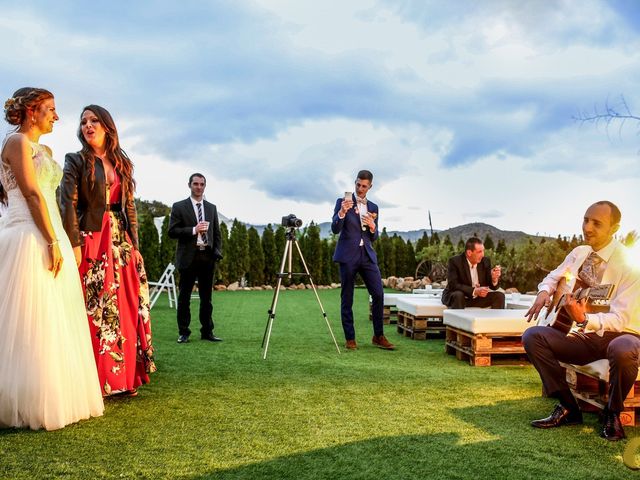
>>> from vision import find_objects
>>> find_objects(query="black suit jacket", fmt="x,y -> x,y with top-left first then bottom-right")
60,152 -> 138,248
168,198 -> 222,270
442,253 -> 498,305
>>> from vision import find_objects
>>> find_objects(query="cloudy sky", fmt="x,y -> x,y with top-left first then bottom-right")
2,0 -> 639,237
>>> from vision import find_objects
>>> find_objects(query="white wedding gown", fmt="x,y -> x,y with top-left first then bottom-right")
0,134 -> 104,430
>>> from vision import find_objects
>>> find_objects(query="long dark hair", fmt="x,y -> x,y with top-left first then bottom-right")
77,104 -> 136,195
1,87 -> 54,205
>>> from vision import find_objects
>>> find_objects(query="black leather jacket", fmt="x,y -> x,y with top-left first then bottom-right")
60,152 -> 138,249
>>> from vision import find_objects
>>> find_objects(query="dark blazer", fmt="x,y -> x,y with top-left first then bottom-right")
168,198 -> 222,270
331,195 -> 379,264
442,253 -> 498,303
60,152 -> 138,248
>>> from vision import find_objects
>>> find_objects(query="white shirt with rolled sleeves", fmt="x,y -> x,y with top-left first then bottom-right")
537,239 -> 640,335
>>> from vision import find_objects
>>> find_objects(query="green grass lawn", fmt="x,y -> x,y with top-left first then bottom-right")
1,288 -> 637,479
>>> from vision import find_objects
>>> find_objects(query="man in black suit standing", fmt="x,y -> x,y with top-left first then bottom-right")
441,237 -> 504,309
169,173 -> 223,344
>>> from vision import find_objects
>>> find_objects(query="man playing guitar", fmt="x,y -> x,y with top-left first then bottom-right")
523,201 -> 640,441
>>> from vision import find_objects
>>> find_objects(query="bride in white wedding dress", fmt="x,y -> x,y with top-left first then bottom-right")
0,87 -> 103,430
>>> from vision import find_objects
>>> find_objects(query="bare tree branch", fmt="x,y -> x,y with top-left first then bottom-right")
573,95 -> 640,142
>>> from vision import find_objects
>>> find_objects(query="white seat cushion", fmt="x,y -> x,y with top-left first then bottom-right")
443,309 -> 532,334
567,359 -> 640,382
373,293 -> 416,307
396,297 -> 447,317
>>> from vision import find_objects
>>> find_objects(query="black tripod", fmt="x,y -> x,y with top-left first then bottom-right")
261,227 -> 341,359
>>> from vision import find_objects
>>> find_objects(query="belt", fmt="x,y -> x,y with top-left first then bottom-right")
105,203 -> 122,212
197,245 -> 210,251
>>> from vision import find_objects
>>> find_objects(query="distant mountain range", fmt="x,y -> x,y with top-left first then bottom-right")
218,213 -> 542,244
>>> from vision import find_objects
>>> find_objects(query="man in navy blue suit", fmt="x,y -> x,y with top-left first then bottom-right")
332,170 -> 395,351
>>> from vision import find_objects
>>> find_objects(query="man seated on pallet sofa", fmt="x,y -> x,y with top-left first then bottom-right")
441,237 -> 504,309
523,201 -> 640,441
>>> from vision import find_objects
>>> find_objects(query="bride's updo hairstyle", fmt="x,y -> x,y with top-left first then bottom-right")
4,87 -> 54,126
1,87 -> 54,205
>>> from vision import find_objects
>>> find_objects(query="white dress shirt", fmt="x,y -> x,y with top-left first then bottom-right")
537,239 -> 640,335
190,197 -> 207,246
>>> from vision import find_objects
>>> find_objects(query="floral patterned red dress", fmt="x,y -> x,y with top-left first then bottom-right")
79,174 -> 156,396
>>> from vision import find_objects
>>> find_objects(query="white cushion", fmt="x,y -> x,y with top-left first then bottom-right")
373,293 -> 417,307
566,359 -> 640,382
443,309 -> 533,334
396,297 -> 447,317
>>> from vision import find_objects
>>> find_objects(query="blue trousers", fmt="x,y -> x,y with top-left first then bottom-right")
338,248 -> 384,340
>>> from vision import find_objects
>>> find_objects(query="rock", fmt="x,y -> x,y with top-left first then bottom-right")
505,287 -> 520,294
227,282 -> 240,291
264,285 -> 274,290
387,276 -> 398,289
214,285 -> 227,291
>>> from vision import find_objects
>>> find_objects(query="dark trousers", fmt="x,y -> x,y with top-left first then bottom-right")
523,326 -> 640,412
339,248 -> 384,340
177,249 -> 216,337
445,290 -> 505,309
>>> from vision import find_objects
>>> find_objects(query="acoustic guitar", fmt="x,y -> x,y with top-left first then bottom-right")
545,278 -> 614,334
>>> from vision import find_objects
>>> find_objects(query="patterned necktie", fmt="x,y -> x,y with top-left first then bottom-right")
356,197 -> 367,205
578,252 -> 602,288
196,202 -> 208,245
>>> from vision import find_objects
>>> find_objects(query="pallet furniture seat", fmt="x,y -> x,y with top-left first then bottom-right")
395,297 -> 447,340
443,309 -> 532,366
368,293 -> 416,324
559,360 -> 640,426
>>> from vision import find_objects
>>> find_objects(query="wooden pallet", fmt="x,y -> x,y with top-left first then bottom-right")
444,326 -> 527,366
395,311 -> 445,340
561,363 -> 640,426
369,304 -> 397,325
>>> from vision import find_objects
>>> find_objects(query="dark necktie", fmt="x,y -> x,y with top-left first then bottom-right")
578,252 -> 602,288
196,202 -> 208,245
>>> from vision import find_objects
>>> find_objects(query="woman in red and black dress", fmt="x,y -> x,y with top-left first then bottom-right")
60,105 -> 156,397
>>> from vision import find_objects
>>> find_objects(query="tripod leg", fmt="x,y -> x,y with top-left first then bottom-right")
293,240 -> 341,354
262,239 -> 292,359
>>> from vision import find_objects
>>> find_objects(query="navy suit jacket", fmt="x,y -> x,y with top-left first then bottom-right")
442,253 -> 498,304
331,195 -> 379,264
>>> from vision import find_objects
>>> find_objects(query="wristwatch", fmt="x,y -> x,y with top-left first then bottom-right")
575,313 -> 589,329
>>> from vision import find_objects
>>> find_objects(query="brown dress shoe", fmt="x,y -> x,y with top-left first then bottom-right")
372,335 -> 395,350
345,340 -> 358,350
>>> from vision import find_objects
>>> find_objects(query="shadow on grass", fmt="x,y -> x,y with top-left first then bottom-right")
189,398 -> 634,480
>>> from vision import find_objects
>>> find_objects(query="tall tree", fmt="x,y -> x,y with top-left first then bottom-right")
159,215 -> 177,269
261,224 -> 278,285
483,233 -> 495,251
246,227 -> 265,286
415,231 -> 430,252
215,222 -> 230,285
302,222 -> 323,281
138,213 -> 161,281
227,219 -> 250,284
405,240 -> 417,278
392,234 -> 407,277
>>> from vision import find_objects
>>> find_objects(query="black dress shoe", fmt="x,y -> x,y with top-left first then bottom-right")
531,404 -> 583,429
601,410 -> 626,441
201,334 -> 223,342
177,335 -> 190,344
